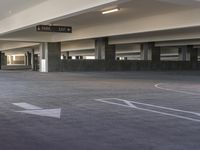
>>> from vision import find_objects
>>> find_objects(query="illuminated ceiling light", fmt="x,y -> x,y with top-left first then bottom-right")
102,8 -> 119,15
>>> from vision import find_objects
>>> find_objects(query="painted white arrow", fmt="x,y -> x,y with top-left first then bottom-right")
13,103 -> 61,119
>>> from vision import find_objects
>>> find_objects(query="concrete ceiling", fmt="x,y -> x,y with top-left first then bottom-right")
53,0 -> 193,28
1,0 -> 200,43
157,0 -> 200,6
0,0 -> 47,20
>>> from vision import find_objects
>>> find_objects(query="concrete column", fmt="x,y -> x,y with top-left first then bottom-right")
27,52 -> 32,66
141,43 -> 153,60
39,42 -> 61,72
24,53 -> 28,65
178,46 -> 190,61
189,46 -> 198,63
141,42 -> 160,62
152,46 -> 161,62
95,37 -> 116,61
66,51 -> 69,59
31,49 -> 35,70
1,52 -> 7,66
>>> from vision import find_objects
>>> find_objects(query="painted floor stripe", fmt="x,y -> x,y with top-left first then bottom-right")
16,109 -> 61,119
95,98 -> 200,123
155,83 -> 200,96
13,103 -> 42,110
114,98 -> 200,117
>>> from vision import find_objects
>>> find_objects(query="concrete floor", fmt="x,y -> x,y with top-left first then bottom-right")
0,70 -> 200,150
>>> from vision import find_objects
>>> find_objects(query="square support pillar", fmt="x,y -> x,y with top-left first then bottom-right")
66,51 -> 70,60
31,49 -> 36,71
141,43 -> 152,60
27,52 -> 32,66
141,42 -> 160,62
189,46 -> 198,63
24,53 -> 28,65
95,37 -> 116,61
152,46 -> 161,63
76,56 -> 79,60
40,42 -> 61,72
1,52 -> 7,66
105,44 -> 116,61
178,46 -> 190,61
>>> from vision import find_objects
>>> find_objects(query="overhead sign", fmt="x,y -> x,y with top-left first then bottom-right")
36,25 -> 72,33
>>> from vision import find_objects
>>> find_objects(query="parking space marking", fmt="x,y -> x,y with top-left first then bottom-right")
155,83 -> 200,96
95,98 -> 200,123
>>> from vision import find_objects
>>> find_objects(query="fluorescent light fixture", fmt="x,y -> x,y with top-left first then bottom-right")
102,8 -> 119,14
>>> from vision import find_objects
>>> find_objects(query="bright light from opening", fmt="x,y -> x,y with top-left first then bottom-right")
102,8 -> 119,14
86,56 -> 95,60
13,55 -> 16,61
61,55 -> 64,60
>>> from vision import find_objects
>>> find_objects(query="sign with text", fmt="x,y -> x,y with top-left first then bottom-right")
36,25 -> 72,33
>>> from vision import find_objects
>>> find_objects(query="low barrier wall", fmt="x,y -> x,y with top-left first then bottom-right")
1,65 -> 32,70
61,60 -> 200,71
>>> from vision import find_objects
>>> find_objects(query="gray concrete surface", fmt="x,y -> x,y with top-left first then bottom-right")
0,70 -> 200,150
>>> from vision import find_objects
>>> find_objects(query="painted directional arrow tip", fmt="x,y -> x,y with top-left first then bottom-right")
13,103 -> 61,119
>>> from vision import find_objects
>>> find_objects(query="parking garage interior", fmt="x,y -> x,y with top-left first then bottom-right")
0,0 -> 200,150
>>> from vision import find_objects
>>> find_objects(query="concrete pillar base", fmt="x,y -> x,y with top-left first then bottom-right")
40,42 -> 61,72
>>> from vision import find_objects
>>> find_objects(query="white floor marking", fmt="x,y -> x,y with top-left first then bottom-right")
13,103 -> 61,119
123,100 -> 138,108
16,109 -> 61,119
116,98 -> 200,117
13,103 -> 42,110
155,83 -> 200,96
95,98 -> 200,123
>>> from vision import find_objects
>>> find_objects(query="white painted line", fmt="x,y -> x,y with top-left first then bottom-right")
95,98 -> 200,123
155,83 -> 200,96
13,103 -> 42,110
16,109 -> 61,119
114,98 -> 200,117
123,100 -> 138,108
95,99 -> 133,108
134,106 -> 200,123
